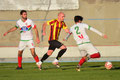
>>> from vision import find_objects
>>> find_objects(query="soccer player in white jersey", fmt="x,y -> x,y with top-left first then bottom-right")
64,15 -> 107,71
3,10 -> 40,70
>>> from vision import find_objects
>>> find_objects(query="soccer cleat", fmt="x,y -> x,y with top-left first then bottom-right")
52,59 -> 60,68
76,65 -> 81,71
36,62 -> 42,70
16,66 -> 23,70
52,62 -> 60,68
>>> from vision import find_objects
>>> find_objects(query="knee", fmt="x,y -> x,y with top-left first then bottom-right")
18,50 -> 23,57
47,51 -> 53,56
32,53 -> 37,57
31,51 -> 37,57
60,45 -> 67,49
61,48 -> 67,52
98,53 -> 101,58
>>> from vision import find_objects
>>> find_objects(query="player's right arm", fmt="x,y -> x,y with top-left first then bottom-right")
42,19 -> 55,36
63,28 -> 72,41
63,33 -> 72,41
3,27 -> 18,36
42,22 -> 48,36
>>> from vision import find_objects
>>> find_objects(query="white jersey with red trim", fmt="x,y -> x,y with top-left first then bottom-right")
15,19 -> 36,40
70,23 -> 103,45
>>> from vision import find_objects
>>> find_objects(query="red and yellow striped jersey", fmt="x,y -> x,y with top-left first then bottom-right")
47,19 -> 68,41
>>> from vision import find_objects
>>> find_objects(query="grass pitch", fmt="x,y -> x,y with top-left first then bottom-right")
0,62 -> 120,80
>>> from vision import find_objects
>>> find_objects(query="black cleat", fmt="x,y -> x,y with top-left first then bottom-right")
16,66 -> 23,70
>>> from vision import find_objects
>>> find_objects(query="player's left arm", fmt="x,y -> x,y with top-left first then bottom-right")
31,20 -> 40,44
33,26 -> 40,44
88,26 -> 107,38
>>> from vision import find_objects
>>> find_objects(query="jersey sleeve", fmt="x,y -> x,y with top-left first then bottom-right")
70,27 -> 72,33
62,22 -> 68,29
15,22 -> 19,28
64,27 -> 72,40
83,24 -> 91,30
31,20 -> 36,29
84,23 -> 103,36
89,27 -> 103,36
47,19 -> 55,25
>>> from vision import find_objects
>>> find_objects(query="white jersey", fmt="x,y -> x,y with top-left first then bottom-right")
15,19 -> 36,40
70,23 -> 103,45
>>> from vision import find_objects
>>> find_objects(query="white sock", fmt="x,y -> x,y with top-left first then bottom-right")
36,61 -> 42,65
53,59 -> 59,62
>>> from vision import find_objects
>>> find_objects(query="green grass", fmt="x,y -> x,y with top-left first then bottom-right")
0,62 -> 120,80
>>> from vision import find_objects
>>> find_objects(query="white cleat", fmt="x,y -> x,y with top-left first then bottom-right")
52,59 -> 60,68
36,61 -> 42,70
52,62 -> 60,68
76,65 -> 81,71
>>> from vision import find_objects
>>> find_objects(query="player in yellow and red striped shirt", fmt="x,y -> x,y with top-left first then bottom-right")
36,12 -> 70,70
47,19 -> 67,41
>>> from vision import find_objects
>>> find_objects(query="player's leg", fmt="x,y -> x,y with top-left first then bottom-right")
16,41 -> 26,69
90,52 -> 100,58
42,50 -> 54,60
27,40 -> 40,69
77,43 -> 101,71
76,45 -> 89,71
87,43 -> 101,59
16,50 -> 24,69
37,50 -> 54,70
30,48 -> 39,63
40,41 -> 56,62
53,41 -> 67,67
78,43 -> 100,66
37,41 -> 56,70
56,45 -> 67,60
78,50 -> 88,66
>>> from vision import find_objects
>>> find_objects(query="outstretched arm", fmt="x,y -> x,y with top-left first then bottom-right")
3,27 -> 18,36
34,27 -> 40,44
90,27 -> 107,38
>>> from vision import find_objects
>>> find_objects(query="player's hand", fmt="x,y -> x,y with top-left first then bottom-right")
3,32 -> 8,36
63,39 -> 66,41
36,38 -> 40,44
42,32 -> 46,36
103,34 -> 107,39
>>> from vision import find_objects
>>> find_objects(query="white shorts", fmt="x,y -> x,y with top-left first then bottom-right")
78,43 -> 98,57
18,40 -> 35,51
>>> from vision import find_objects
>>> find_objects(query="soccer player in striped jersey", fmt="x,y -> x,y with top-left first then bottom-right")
3,10 -> 40,70
37,12 -> 70,70
64,15 -> 107,71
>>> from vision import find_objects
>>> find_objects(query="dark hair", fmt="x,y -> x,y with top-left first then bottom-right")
20,10 -> 27,15
74,15 -> 83,22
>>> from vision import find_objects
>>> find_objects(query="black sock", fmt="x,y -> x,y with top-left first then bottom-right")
56,49 -> 67,60
41,53 -> 49,62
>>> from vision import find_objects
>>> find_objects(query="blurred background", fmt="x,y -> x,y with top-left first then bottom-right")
0,0 -> 120,63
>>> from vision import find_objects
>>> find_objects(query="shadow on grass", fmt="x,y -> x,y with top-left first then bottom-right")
88,65 -> 102,68
112,67 -> 120,70
36,64 -> 77,70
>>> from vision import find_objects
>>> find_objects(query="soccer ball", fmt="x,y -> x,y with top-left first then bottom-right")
105,62 -> 112,70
